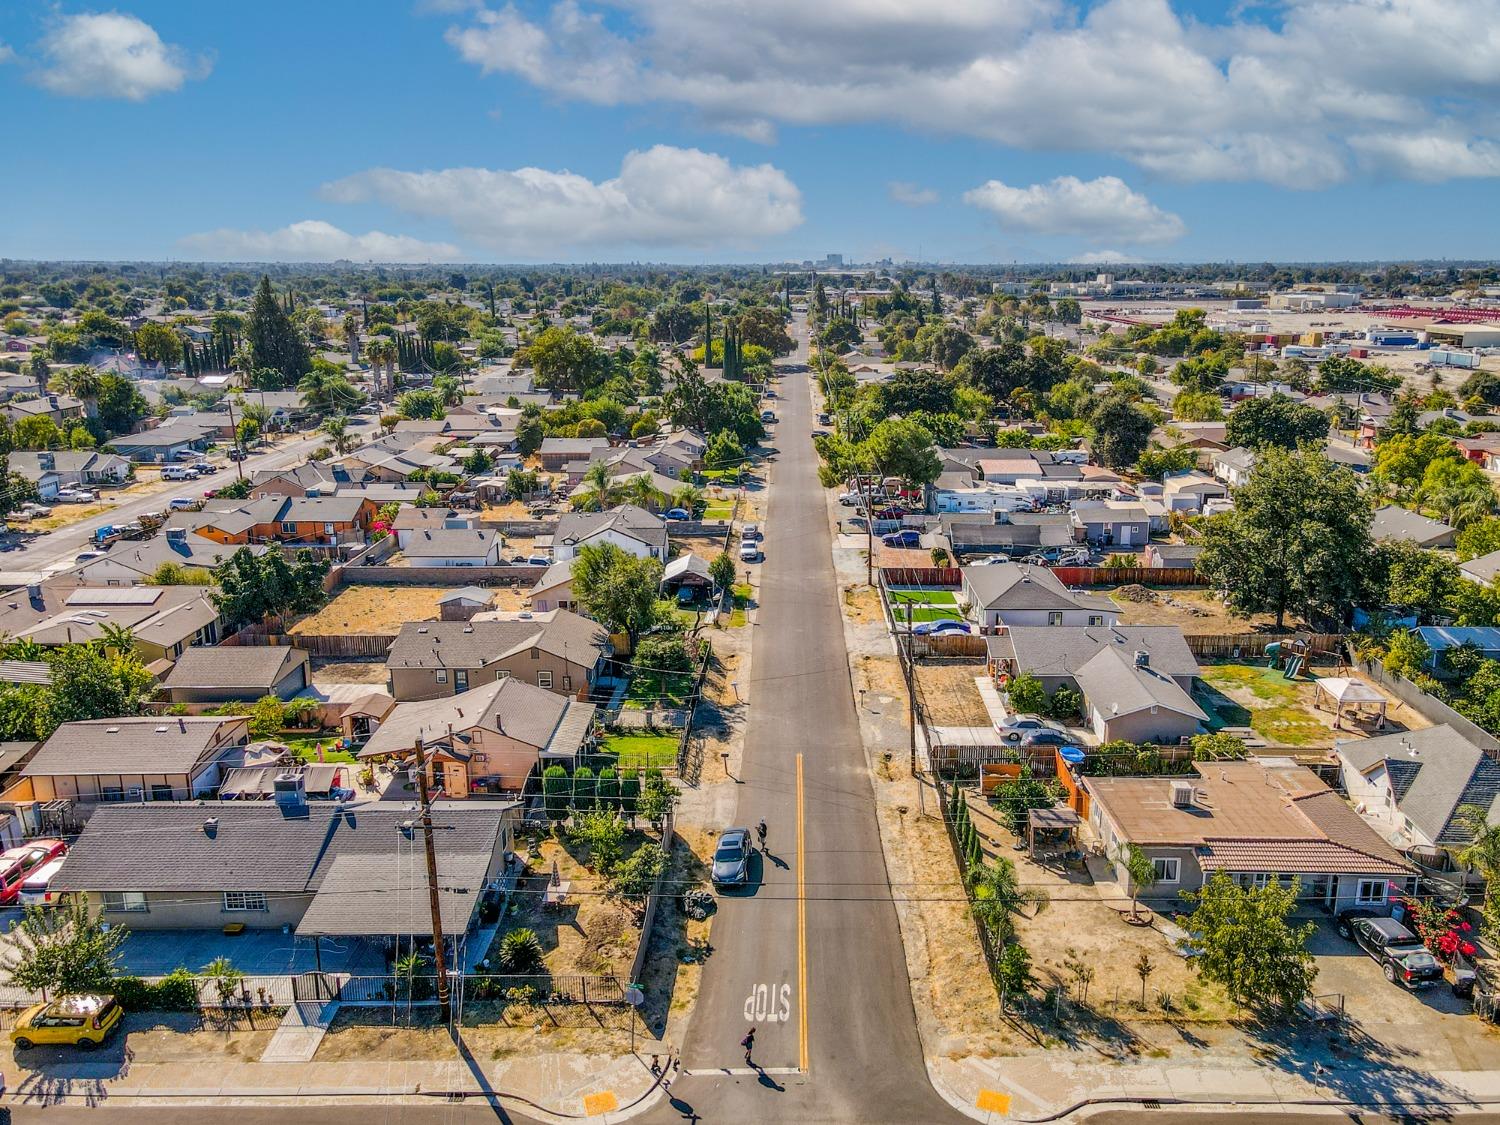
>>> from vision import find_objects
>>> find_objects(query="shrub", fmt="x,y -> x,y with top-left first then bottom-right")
497,928 -> 545,974
618,772 -> 640,815
996,943 -> 1035,996
610,844 -> 667,903
596,767 -> 620,812
1049,686 -> 1082,722
634,633 -> 694,675
571,765 -> 596,811
1006,674 -> 1047,716
114,968 -> 199,1011
542,765 -> 570,820
248,695 -> 286,738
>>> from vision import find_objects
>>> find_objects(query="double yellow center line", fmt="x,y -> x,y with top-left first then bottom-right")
797,752 -> 809,1073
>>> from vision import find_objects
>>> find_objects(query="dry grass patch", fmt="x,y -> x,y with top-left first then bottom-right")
914,662 -> 991,727
292,585 -> 454,635
843,583 -> 885,625
1108,586 -> 1278,633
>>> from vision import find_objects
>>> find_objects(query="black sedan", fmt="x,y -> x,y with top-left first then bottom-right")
1337,910 -> 1444,989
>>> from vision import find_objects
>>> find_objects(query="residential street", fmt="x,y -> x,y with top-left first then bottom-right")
667,316 -> 957,1122
2,425 -> 356,575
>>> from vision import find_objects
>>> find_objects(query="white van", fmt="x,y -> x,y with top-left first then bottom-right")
18,855 -> 66,906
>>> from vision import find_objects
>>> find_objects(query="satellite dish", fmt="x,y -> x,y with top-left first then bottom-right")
625,984 -> 645,1007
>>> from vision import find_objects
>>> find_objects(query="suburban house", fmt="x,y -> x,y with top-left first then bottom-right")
1338,725 -> 1500,850
528,558 -> 578,613
1461,549 -> 1500,587
385,610 -> 610,701
1160,470 -> 1228,512
1084,759 -> 1417,912
360,677 -> 597,797
1,715 -> 252,810
107,425 -> 210,463
553,505 -> 669,561
1414,626 -> 1500,670
940,513 -> 1075,560
399,529 -> 504,567
0,583 -> 223,665
392,507 -> 478,550
160,646 -> 312,704
1211,447 -> 1257,488
173,496 -> 377,546
961,564 -> 1119,629
1072,646 -> 1208,744
10,451 -> 130,498
52,800 -> 518,947
986,625 -> 1199,696
1068,501 -> 1151,548
538,437 -> 610,472
69,532 -> 267,585
1371,505 -> 1458,549
1,393 -> 86,427
248,461 -> 343,499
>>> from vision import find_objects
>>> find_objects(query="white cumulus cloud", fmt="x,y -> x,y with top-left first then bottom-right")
34,11 -> 209,100
179,220 -> 463,263
964,175 -> 1185,244
322,145 -> 804,256
440,0 -> 1500,188
888,181 -> 939,206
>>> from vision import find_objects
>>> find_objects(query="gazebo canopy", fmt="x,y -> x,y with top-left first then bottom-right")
1313,678 -> 1385,706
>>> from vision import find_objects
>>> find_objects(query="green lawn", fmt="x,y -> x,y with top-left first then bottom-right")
728,583 -> 752,627
906,606 -> 964,623
1196,664 -> 1328,747
625,668 -> 697,709
283,734 -> 359,764
597,733 -> 679,771
704,503 -> 735,520
889,589 -> 958,605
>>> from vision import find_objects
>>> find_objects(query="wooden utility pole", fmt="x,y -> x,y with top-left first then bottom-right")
411,738 -> 450,1022
224,395 -> 245,482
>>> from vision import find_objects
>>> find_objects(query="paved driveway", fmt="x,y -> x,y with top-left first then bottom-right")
116,929 -> 386,978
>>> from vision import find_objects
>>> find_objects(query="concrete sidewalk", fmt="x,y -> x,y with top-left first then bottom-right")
4,1047 -> 669,1122
926,1051 -> 1500,1122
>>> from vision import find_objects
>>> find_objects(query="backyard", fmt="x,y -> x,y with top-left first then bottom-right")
1106,585 -> 1279,633
597,732 -> 679,771
1194,663 -> 1427,747
886,585 -> 965,625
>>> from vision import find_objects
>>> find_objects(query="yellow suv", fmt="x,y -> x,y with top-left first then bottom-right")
11,994 -> 123,1050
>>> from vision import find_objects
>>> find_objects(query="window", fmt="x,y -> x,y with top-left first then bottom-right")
1088,615 -> 1104,627
455,670 -> 469,692
436,669 -> 448,684
281,522 -> 297,536
103,892 -> 147,913
99,785 -> 124,803
150,784 -> 174,802
323,523 -> 335,535
538,670 -> 554,689
1356,878 -> 1387,906
1152,857 -> 1180,883
1047,612 -> 1064,626
223,891 -> 267,912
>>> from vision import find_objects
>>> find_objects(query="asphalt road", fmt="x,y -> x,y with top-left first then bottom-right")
668,316 -> 957,1123
3,425 -> 359,575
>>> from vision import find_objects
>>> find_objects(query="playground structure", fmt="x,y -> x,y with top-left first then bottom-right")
1264,635 -> 1345,681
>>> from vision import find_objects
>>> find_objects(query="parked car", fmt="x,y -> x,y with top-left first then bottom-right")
676,586 -> 697,606
191,460 -> 214,474
167,497 -> 196,511
818,412 -> 832,425
837,492 -> 862,506
711,827 -> 752,887
174,449 -> 200,462
997,714 -> 1062,735
741,523 -> 760,541
526,554 -> 549,566
162,465 -> 195,481
1013,729 -> 1074,749
739,542 -> 761,563
760,410 -> 776,423
881,530 -> 921,548
0,840 -> 66,905
11,995 -> 123,1051
664,508 -> 691,521
227,447 -> 248,462
17,503 -> 52,518
1022,546 -> 1091,566
55,488 -> 96,503
1336,910 -> 1445,989
912,620 -> 971,636
74,550 -> 105,564
18,854 -> 68,905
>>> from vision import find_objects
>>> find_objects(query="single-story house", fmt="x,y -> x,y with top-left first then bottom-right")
1414,626 -> 1500,670
10,451 -> 131,496
0,583 -> 224,664
553,505 -> 668,561
392,507 -> 478,550
1461,549 -> 1500,587
1160,470 -> 1228,512
987,624 -> 1199,696
1072,645 -> 1208,744
360,676 -> 596,796
53,800 -> 518,943
160,646 -> 311,704
106,425 -> 210,463
1211,447 -> 1257,489
1,715 -> 251,810
1084,759 -> 1417,912
1338,724 -> 1500,850
528,559 -> 577,613
941,513 -> 1075,559
385,610 -> 610,701
1068,501 -> 1150,548
961,563 -> 1118,629
69,533 -> 267,585
400,529 -> 504,567
538,437 -> 610,472
1371,505 -> 1457,549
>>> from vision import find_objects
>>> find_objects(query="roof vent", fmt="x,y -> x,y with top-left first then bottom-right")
155,725 -> 168,733
417,626 -> 428,634
1133,650 -> 1150,669
105,725 -> 120,734
202,817 -> 219,837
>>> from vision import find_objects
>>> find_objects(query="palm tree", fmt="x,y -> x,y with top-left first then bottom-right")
1460,805 -> 1500,942
574,461 -> 623,512
966,856 -> 1047,945
0,637 -> 46,662
321,415 -> 358,455
670,484 -> 704,515
298,369 -> 360,416
342,314 -> 361,363
97,623 -> 136,657
625,473 -> 667,512
66,367 -> 100,416
433,374 -> 464,407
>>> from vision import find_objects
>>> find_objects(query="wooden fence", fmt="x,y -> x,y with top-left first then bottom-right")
880,566 -> 962,586
628,806 -> 676,986
676,641 -> 716,774
1184,632 -> 1344,661
1050,565 -> 1200,587
284,632 -> 397,658
338,564 -> 549,586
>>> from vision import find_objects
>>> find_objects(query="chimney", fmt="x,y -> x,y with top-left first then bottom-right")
273,771 -> 308,818
1133,650 -> 1150,669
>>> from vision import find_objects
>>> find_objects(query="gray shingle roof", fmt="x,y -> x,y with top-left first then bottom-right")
23,716 -> 245,778
554,505 -> 668,551
401,529 -> 502,559
1073,646 -> 1208,722
161,646 -> 306,691
990,625 -> 1200,681
53,801 -> 513,940
359,676 -> 595,759
962,564 -> 1094,612
1371,505 -> 1455,546
1339,724 -> 1500,845
386,611 -> 608,672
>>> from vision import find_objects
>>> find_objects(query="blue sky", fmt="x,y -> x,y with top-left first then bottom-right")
3,0 -> 1499,264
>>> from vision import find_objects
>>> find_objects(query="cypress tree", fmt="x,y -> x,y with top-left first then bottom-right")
246,276 -> 310,382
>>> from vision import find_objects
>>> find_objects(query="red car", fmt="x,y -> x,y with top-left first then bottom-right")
0,840 -> 66,906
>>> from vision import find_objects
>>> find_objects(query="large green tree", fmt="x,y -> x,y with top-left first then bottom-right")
1088,392 -> 1153,470
1197,448 -> 1374,629
2,898 -> 127,996
246,276 -> 310,383
1225,393 -> 1330,451
213,547 -> 329,628
861,417 -> 941,488
571,542 -> 664,648
1183,871 -> 1317,1013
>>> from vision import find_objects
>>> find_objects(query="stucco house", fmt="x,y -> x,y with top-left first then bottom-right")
160,646 -> 311,704
1084,759 -> 1416,913
1338,725 -> 1500,851
960,564 -> 1118,630
1071,646 -> 1207,744
553,505 -> 669,561
400,529 -> 504,567
385,610 -> 610,701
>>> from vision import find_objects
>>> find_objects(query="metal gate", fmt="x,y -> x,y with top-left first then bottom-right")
292,972 -> 340,1005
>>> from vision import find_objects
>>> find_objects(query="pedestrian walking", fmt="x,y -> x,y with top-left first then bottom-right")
741,1026 -> 756,1066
